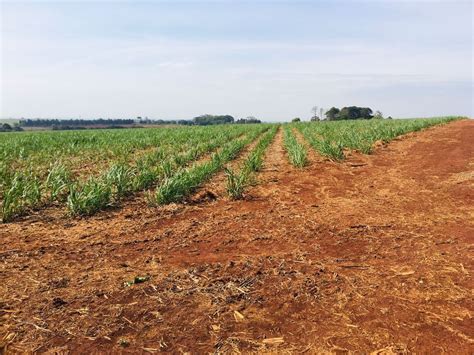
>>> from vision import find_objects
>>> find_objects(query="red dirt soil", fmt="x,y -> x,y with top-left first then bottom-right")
1,120 -> 473,353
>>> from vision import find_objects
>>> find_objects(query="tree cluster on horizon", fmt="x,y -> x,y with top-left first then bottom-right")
325,106 -> 374,120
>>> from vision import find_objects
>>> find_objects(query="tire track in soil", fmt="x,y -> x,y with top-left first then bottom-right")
165,126 -> 303,263
251,125 -> 346,207
248,125 -> 296,200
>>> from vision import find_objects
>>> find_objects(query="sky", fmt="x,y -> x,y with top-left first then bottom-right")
1,0 -> 473,121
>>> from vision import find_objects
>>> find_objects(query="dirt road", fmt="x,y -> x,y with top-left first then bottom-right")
1,120 -> 473,353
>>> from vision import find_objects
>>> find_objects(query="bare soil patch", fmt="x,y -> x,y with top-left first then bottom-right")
1,120 -> 473,353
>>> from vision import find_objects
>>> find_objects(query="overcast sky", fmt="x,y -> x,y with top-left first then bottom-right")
1,0 -> 473,121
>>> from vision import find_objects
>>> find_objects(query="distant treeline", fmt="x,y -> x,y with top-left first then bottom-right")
192,115 -> 261,125
139,115 -> 261,125
0,123 -> 23,132
18,115 -> 262,128
20,118 -> 136,127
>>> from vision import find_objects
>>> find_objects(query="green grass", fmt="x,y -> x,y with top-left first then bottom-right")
243,125 -> 278,173
67,178 -> 112,216
283,126 -> 308,168
0,124 -> 266,220
151,126 -> 268,205
225,167 -> 249,200
2,173 -> 42,222
65,127 -> 261,216
45,162 -> 72,202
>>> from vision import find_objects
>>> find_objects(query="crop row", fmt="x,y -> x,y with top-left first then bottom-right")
283,126 -> 308,168
151,125 -> 272,204
1,125 -> 264,221
0,125 -> 243,193
296,117 -> 461,161
225,125 -> 279,199
1,117 -> 462,221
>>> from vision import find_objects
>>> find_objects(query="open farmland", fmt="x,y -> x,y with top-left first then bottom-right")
0,124 -> 270,220
1,118 -> 473,353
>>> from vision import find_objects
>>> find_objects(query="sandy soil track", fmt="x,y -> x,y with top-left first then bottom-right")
1,120 -> 473,353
